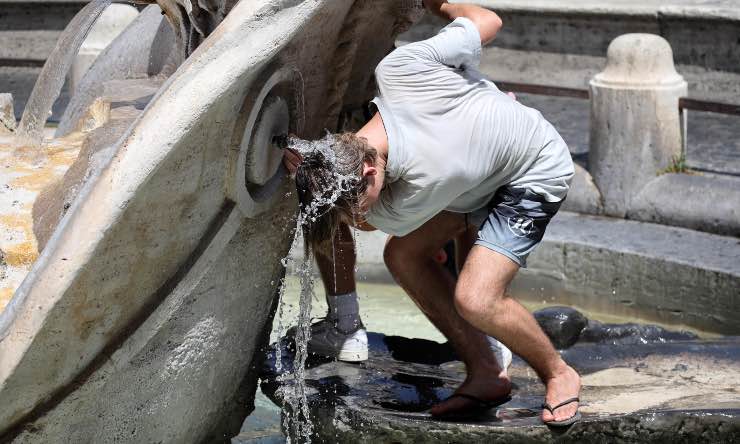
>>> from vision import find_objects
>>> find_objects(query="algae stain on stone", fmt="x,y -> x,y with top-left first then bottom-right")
0,287 -> 13,312
0,214 -> 35,237
0,132 -> 88,314
2,241 -> 38,267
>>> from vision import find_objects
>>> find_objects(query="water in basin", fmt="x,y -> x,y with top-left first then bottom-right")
233,273 -> 718,443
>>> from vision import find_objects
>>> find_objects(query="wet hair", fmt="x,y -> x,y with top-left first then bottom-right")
294,132 -> 377,253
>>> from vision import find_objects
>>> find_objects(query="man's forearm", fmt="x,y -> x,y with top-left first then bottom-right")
423,1 -> 503,45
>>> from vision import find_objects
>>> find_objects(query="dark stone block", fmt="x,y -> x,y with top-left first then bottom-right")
533,306 -> 588,349
580,320 -> 698,345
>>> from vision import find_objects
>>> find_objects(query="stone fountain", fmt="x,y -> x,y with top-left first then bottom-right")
0,1 -> 423,442
262,307 -> 740,443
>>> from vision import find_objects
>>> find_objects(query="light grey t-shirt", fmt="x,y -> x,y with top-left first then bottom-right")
366,17 -> 574,237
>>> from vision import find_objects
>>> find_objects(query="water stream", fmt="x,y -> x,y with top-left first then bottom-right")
273,134 -> 359,443
280,254 -> 315,443
15,0 -> 113,146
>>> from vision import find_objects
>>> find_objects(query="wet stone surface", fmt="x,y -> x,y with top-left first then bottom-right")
533,306 -> 588,349
261,308 -> 740,443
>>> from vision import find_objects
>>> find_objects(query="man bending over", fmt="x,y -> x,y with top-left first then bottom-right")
284,0 -> 580,426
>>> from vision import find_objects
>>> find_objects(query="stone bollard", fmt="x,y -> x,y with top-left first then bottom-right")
70,4 -> 139,93
0,94 -> 15,134
589,34 -> 687,217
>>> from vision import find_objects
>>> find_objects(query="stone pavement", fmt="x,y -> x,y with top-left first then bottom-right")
516,93 -> 740,176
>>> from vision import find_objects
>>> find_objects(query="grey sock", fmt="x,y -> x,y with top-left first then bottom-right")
327,291 -> 361,333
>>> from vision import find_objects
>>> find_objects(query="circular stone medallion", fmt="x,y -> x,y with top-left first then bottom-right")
229,67 -> 303,217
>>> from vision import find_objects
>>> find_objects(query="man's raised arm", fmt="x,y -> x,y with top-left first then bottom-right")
423,0 -> 503,45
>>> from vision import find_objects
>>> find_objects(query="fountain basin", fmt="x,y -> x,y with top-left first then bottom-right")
262,308 -> 740,443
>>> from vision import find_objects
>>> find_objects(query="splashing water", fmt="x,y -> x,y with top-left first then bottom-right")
289,132 -> 338,162
279,253 -> 316,443
273,133 -> 360,443
288,132 -> 361,224
15,0 -> 113,146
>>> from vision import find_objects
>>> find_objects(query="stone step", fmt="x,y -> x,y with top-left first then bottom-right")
517,211 -> 740,335
468,46 -> 740,104
402,21 -> 740,104
403,0 -> 740,74
336,211 -> 740,335
0,1 -> 139,121
0,1 -> 89,62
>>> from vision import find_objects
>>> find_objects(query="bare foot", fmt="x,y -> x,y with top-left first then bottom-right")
542,364 -> 581,423
430,372 -> 512,417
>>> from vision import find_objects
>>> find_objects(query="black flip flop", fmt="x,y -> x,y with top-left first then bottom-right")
432,393 -> 512,420
542,397 -> 581,427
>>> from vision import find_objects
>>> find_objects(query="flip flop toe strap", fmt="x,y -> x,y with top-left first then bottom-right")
542,397 -> 579,414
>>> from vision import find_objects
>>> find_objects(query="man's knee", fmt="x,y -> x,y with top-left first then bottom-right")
383,237 -> 438,278
454,282 -> 506,321
383,237 -> 411,273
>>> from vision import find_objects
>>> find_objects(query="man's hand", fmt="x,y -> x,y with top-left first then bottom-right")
283,148 -> 302,176
423,1 -> 503,45
423,0 -> 447,11
354,220 -> 377,232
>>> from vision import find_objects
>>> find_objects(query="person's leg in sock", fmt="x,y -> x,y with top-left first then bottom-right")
315,222 -> 361,331
310,222 -> 367,361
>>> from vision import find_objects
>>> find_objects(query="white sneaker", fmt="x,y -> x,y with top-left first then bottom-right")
305,319 -> 368,362
487,336 -> 513,372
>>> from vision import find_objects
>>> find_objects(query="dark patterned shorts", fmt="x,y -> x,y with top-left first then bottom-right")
468,186 -> 564,267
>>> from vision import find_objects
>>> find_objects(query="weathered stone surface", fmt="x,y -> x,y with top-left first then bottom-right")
262,330 -> 740,443
590,34 -> 687,217
150,0 -> 240,60
7,196 -> 296,443
0,0 -> 424,442
0,131 -> 88,313
628,172 -> 740,237
560,164 -> 603,215
518,211 -> 740,335
533,306 -> 587,349
0,94 -> 14,134
33,79 -> 163,252
69,4 -> 140,92
56,5 -> 180,136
